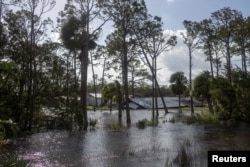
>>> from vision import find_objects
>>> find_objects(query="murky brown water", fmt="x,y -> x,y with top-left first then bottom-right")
8,109 -> 250,167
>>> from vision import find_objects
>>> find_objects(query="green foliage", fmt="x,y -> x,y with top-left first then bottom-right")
183,112 -> 219,124
168,117 -> 176,123
0,153 -> 30,167
136,119 -> 148,129
106,122 -> 125,131
102,81 -> 123,120
210,77 -> 237,119
89,118 -> 98,130
169,71 -> 187,96
193,71 -> 211,100
0,120 -> 17,139
231,70 -> 250,121
136,118 -> 158,129
173,144 -> 192,167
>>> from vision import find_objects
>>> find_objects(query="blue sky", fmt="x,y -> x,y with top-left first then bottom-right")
145,0 -> 250,30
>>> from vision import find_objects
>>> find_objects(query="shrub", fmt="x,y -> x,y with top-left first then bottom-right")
136,119 -> 148,129
136,119 -> 158,129
173,145 -> 192,167
106,122 -> 125,131
89,118 -> 98,130
0,119 -> 17,139
182,112 -> 219,124
168,117 -> 176,123
0,153 -> 30,167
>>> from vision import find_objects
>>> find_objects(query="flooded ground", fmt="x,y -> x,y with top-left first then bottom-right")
8,109 -> 250,167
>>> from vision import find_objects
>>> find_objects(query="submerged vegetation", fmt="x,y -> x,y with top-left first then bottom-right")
136,119 -> 158,129
183,112 -> 220,124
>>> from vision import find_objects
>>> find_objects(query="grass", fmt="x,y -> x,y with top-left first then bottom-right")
136,119 -> 158,129
106,122 -> 126,131
173,144 -> 192,167
165,139 -> 193,167
0,153 -> 30,167
181,106 -> 209,112
183,112 -> 219,124
88,118 -> 98,130
168,117 -> 176,123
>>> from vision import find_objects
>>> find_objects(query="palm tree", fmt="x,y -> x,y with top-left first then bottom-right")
169,72 -> 188,111
102,81 -> 123,121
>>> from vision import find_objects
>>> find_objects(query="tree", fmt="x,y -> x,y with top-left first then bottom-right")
210,77 -> 236,119
59,0 -> 108,130
197,19 -> 215,78
231,69 -> 250,121
100,0 -> 149,125
0,61 -> 20,121
181,20 -> 200,114
193,71 -> 213,112
232,16 -> 250,73
211,7 -> 243,83
3,0 -> 55,130
102,81 -> 123,121
132,13 -> 177,116
169,71 -> 187,110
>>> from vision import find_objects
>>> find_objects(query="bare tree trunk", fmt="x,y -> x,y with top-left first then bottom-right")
189,46 -> 194,114
80,49 -> 88,130
208,43 -> 214,78
154,56 -> 159,116
90,52 -> 97,111
123,33 -> 131,125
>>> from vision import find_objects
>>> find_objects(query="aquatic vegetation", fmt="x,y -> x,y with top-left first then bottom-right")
165,139 -> 194,167
168,117 -> 176,123
106,122 -> 126,131
136,119 -> 158,129
0,153 -> 30,167
89,118 -> 98,130
183,112 -> 219,124
173,145 -> 192,167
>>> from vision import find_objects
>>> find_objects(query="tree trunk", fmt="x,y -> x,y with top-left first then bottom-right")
122,23 -> 131,126
154,56 -> 159,116
90,52 -> 97,111
226,39 -> 232,84
135,34 -> 168,113
241,42 -> 247,73
80,48 -> 89,130
189,46 -> 194,114
208,43 -> 214,78
178,94 -> 181,110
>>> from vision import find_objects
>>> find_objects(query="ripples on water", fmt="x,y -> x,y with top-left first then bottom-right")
10,109 -> 250,167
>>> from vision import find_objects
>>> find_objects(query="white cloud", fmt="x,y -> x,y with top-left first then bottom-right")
49,32 -> 60,42
88,29 -> 211,87
156,29 -> 210,86
166,0 -> 175,3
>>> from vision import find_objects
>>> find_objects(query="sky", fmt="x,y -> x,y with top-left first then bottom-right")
46,0 -> 250,86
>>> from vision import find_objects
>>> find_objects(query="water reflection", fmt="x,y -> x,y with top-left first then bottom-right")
12,109 -> 250,167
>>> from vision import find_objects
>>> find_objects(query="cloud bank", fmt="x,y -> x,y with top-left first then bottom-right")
156,29 -> 210,86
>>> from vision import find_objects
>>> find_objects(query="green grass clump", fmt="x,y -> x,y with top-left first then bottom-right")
106,122 -> 125,131
168,117 -> 176,123
0,153 -> 30,167
173,145 -> 192,167
89,118 -> 98,130
136,119 -> 158,129
183,112 -> 219,124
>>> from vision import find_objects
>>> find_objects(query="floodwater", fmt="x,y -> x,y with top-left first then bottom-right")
8,109 -> 250,167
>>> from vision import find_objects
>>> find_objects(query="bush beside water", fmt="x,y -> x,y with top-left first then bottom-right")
136,119 -> 158,129
183,112 -> 219,124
